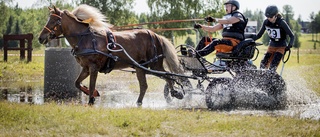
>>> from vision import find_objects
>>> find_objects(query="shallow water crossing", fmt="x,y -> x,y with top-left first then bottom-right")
1,70 -> 319,121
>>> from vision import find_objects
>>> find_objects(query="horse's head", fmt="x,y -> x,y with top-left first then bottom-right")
38,5 -> 64,44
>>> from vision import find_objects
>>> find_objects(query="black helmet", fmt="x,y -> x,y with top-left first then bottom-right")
224,0 -> 240,10
265,5 -> 278,18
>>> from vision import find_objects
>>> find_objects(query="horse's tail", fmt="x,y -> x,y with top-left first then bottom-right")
157,35 -> 184,74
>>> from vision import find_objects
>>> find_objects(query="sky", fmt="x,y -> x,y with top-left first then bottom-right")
13,0 -> 320,21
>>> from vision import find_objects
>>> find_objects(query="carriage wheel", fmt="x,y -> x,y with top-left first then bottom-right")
232,70 -> 287,109
163,80 -> 193,103
205,78 -> 233,110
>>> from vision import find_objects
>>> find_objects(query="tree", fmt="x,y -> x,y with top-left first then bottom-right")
292,20 -> 301,49
282,5 -> 294,29
309,12 -> 315,41
4,15 -> 19,47
0,1 -> 9,37
147,0 -> 224,38
314,11 -> 320,41
5,15 -> 14,35
138,13 -> 149,24
0,1 -> 10,49
14,20 -> 21,34
79,0 -> 137,26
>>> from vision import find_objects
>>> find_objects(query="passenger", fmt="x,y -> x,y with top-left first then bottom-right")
253,5 -> 294,72
193,0 -> 247,56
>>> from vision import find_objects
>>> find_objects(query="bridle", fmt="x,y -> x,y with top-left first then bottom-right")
43,12 -> 63,39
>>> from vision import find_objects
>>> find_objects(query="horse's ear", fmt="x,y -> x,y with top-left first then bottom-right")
53,5 -> 58,13
48,6 -> 53,10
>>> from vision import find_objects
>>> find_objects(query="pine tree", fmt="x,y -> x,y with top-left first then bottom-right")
14,20 -> 21,34
5,15 -> 14,35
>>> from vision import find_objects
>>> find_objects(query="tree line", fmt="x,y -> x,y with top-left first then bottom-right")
1,0 -> 320,49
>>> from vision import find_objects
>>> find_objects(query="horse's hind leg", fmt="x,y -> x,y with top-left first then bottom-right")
154,64 -> 184,99
135,68 -> 148,106
155,66 -> 185,99
164,77 -> 185,99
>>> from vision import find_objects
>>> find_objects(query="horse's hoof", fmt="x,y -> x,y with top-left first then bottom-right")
136,102 -> 142,107
88,97 -> 95,105
171,90 -> 184,99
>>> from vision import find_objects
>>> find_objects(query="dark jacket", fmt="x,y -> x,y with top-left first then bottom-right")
254,15 -> 294,47
222,11 -> 247,41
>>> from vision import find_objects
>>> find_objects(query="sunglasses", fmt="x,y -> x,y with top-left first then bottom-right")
267,16 -> 275,19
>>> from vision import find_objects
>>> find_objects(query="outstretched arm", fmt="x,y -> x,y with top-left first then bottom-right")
253,20 -> 267,41
200,23 -> 223,32
200,16 -> 240,32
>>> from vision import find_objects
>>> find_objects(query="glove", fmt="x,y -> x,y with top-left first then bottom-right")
194,23 -> 202,29
204,16 -> 216,22
285,45 -> 292,51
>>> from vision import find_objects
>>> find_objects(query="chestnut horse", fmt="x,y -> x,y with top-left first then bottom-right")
38,5 -> 188,105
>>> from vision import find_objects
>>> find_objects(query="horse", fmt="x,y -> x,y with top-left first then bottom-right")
38,4 -> 189,105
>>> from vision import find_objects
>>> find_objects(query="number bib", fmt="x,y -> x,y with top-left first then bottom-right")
266,27 -> 281,41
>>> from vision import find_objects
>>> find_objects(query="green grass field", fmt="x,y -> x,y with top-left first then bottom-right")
0,33 -> 319,136
0,102 -> 319,136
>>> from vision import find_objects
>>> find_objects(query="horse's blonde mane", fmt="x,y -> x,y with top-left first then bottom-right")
71,4 -> 113,35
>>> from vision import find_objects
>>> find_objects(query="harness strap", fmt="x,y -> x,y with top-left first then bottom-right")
147,30 -> 157,55
146,30 -> 159,64
106,31 -> 116,49
51,13 -> 62,19
44,26 -> 52,33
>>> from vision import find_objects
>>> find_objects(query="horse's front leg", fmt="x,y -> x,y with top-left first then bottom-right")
135,68 -> 148,106
88,66 -> 99,105
75,67 -> 100,98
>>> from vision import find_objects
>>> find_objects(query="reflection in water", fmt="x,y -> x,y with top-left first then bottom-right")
7,94 -> 20,103
1,88 -> 44,105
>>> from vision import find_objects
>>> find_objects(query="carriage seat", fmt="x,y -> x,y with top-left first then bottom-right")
244,33 -> 256,39
216,38 -> 256,60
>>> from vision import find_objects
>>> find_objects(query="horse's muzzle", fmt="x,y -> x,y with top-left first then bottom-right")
38,36 -> 49,44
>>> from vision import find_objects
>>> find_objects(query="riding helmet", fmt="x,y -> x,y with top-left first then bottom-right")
224,0 -> 240,10
265,5 -> 279,18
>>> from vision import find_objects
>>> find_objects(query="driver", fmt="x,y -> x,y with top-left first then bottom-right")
194,0 -> 247,56
253,5 -> 295,72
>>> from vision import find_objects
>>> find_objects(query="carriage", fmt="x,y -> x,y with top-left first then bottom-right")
165,34 -> 287,110
38,5 -> 287,110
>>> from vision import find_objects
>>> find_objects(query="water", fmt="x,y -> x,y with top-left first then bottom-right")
1,70 -> 319,120
1,86 -> 44,105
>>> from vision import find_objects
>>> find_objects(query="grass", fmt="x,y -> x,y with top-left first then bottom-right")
0,54 -> 44,89
0,102 -> 319,136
